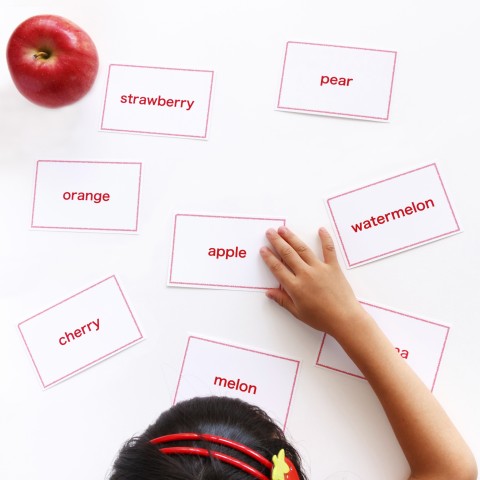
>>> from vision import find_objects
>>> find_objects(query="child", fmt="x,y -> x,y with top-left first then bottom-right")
108,227 -> 477,480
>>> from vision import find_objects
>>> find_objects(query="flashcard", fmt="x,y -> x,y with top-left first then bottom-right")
31,160 -> 142,232
168,214 -> 286,290
277,42 -> 397,121
316,301 -> 450,391
326,163 -> 460,268
174,336 -> 300,429
18,276 -> 143,388
100,64 -> 214,139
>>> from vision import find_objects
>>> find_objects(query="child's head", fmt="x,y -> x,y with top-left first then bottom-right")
108,396 -> 307,479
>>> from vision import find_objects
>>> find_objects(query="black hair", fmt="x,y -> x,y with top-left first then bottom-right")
108,396 -> 307,480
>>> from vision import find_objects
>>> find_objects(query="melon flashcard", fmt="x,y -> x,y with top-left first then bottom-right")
31,160 -> 142,232
316,301 -> 450,391
18,276 -> 143,389
100,64 -> 214,139
168,214 -> 286,290
277,41 -> 397,121
174,336 -> 300,429
326,163 -> 460,268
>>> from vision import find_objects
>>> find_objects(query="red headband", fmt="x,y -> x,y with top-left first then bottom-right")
150,432 -> 300,480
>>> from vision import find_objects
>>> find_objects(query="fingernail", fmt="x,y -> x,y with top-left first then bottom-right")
266,228 -> 276,236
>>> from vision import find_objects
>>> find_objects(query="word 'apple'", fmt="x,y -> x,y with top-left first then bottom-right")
6,15 -> 99,108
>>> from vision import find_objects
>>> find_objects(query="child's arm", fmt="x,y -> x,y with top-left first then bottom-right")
260,226 -> 477,480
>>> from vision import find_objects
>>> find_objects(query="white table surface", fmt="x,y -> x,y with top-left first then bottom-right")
1,1 -> 479,479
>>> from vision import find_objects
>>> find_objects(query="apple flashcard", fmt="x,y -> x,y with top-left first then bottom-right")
31,160 -> 142,232
174,336 -> 300,429
18,276 -> 143,389
277,42 -> 397,121
168,214 -> 286,290
100,64 -> 214,139
316,301 -> 450,391
326,163 -> 460,268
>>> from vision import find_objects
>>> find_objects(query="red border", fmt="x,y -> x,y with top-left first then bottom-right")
173,336 -> 300,430
315,301 -> 450,392
100,64 -> 214,139
17,275 -> 144,388
169,214 -> 286,290
31,160 -> 142,232
327,163 -> 461,267
277,41 -> 397,121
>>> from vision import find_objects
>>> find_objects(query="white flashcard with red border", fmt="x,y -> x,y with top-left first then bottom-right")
174,336 -> 300,429
18,276 -> 143,389
31,160 -> 142,233
168,214 -> 286,290
277,42 -> 397,121
100,64 -> 214,139
316,301 -> 450,391
326,163 -> 461,268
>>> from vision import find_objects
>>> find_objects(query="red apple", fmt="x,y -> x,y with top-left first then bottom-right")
6,15 -> 99,108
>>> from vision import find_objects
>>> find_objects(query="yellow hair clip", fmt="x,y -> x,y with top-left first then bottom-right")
272,448 -> 299,480
272,449 -> 290,479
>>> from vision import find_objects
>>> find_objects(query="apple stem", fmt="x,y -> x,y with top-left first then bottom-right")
34,51 -> 50,60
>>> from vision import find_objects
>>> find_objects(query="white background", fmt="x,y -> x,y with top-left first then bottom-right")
0,1 -> 479,480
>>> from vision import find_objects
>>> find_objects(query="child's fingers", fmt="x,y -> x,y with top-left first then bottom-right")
319,227 -> 339,265
277,226 -> 317,265
265,228 -> 306,273
265,288 -> 298,317
260,246 -> 295,285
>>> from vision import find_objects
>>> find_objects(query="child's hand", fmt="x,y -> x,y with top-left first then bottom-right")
260,226 -> 368,339
262,226 -> 478,480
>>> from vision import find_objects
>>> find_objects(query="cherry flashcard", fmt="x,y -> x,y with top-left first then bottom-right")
326,163 -> 460,268
174,336 -> 300,429
168,214 -> 286,290
18,276 -> 143,389
31,160 -> 142,232
316,301 -> 450,391
277,42 -> 397,121
100,64 -> 214,139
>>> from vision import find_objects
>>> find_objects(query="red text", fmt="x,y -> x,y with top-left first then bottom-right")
351,199 -> 435,233
213,376 -> 257,394
320,75 -> 353,87
59,319 -> 101,346
395,347 -> 409,359
208,246 -> 247,260
63,191 -> 110,204
120,94 -> 194,111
